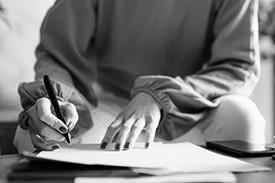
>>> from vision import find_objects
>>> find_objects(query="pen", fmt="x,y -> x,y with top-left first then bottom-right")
43,75 -> 71,144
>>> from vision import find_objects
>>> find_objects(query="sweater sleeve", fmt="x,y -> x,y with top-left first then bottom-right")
131,0 -> 260,140
17,0 -> 98,137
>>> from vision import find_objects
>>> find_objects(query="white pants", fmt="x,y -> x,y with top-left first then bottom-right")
14,85 -> 266,153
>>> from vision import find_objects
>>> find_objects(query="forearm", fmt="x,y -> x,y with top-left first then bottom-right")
17,0 -> 98,136
131,0 -> 260,140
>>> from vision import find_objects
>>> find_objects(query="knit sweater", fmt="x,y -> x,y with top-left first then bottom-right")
18,0 -> 260,140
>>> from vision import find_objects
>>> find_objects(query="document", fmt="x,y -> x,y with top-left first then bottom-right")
23,142 -> 271,174
75,172 -> 237,183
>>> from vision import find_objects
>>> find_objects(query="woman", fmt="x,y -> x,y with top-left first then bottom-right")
15,0 -> 265,152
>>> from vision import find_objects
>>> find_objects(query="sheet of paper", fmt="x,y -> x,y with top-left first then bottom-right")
24,142 -> 271,174
75,172 -> 237,183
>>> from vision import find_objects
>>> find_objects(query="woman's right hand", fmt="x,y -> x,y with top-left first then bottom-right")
27,97 -> 78,150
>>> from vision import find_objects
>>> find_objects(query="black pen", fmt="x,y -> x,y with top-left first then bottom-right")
43,75 -> 71,144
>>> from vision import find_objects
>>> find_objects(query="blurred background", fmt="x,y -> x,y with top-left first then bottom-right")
0,0 -> 275,155
0,0 -> 55,154
0,0 -> 55,117
251,0 -> 275,143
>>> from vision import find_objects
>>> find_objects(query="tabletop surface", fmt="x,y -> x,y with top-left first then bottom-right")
1,150 -> 275,183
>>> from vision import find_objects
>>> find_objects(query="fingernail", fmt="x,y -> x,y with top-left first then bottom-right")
100,142 -> 107,149
52,145 -> 60,150
59,126 -> 67,133
124,142 -> 131,150
145,142 -> 150,149
115,143 -> 121,151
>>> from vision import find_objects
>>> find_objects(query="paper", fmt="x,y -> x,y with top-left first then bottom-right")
23,142 -> 271,174
75,172 -> 237,183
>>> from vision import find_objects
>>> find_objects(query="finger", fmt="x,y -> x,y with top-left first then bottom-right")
100,117 -> 123,149
36,98 -> 68,134
27,116 -> 65,142
30,131 -> 60,151
114,116 -> 136,151
144,121 -> 158,149
59,102 -> 78,131
125,117 -> 146,150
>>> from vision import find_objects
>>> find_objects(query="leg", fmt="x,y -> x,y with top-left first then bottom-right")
204,95 -> 266,144
13,126 -> 35,153
169,95 -> 266,145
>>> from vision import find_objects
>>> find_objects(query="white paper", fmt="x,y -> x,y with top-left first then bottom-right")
24,142 -> 271,173
75,172 -> 237,183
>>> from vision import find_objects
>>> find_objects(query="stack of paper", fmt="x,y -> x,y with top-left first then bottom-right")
23,142 -> 271,182
75,172 -> 237,183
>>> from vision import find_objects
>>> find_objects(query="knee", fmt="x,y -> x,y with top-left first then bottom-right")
13,126 -> 35,153
213,95 -> 266,144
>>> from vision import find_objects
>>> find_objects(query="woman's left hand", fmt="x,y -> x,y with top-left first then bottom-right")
100,92 -> 161,150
